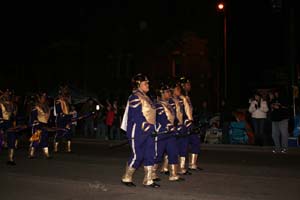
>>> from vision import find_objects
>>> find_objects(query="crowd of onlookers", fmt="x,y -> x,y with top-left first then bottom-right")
198,88 -> 299,153
74,98 -> 126,141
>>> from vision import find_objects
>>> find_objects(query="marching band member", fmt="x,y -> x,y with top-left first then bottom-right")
180,77 -> 202,171
0,89 -> 17,165
170,82 -> 192,175
29,92 -> 51,159
121,73 -> 160,188
152,83 -> 184,182
54,86 -> 73,153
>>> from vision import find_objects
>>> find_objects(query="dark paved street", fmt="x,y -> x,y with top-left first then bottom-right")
1,139 -> 300,200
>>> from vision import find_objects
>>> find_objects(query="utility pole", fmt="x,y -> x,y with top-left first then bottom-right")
217,1 -> 227,99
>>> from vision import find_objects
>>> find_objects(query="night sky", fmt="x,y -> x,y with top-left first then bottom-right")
1,0 -> 299,106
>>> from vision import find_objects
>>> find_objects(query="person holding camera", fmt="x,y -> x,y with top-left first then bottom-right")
248,93 -> 269,146
270,90 -> 290,153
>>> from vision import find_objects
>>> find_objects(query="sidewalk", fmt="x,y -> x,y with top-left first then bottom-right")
72,138 -> 300,154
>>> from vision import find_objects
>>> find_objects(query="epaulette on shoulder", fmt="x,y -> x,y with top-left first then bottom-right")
169,100 -> 175,105
156,104 -> 164,115
129,95 -> 141,108
156,103 -> 164,110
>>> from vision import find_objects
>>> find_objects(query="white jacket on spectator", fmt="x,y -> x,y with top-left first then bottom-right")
248,100 -> 269,119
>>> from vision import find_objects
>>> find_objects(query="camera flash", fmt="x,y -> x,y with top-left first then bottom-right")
96,105 -> 100,111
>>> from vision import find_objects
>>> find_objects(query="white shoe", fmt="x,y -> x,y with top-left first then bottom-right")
280,148 -> 287,154
272,149 -> 279,154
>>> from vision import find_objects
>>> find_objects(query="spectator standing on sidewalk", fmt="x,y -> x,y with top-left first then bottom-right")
95,102 -> 107,140
248,93 -> 269,146
111,99 -> 121,140
81,98 -> 96,138
105,100 -> 115,140
270,90 -> 290,153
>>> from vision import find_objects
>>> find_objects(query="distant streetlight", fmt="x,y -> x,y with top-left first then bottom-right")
217,3 -> 224,10
217,2 -> 227,99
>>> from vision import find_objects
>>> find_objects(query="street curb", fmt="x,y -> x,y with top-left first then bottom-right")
72,138 -> 300,153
